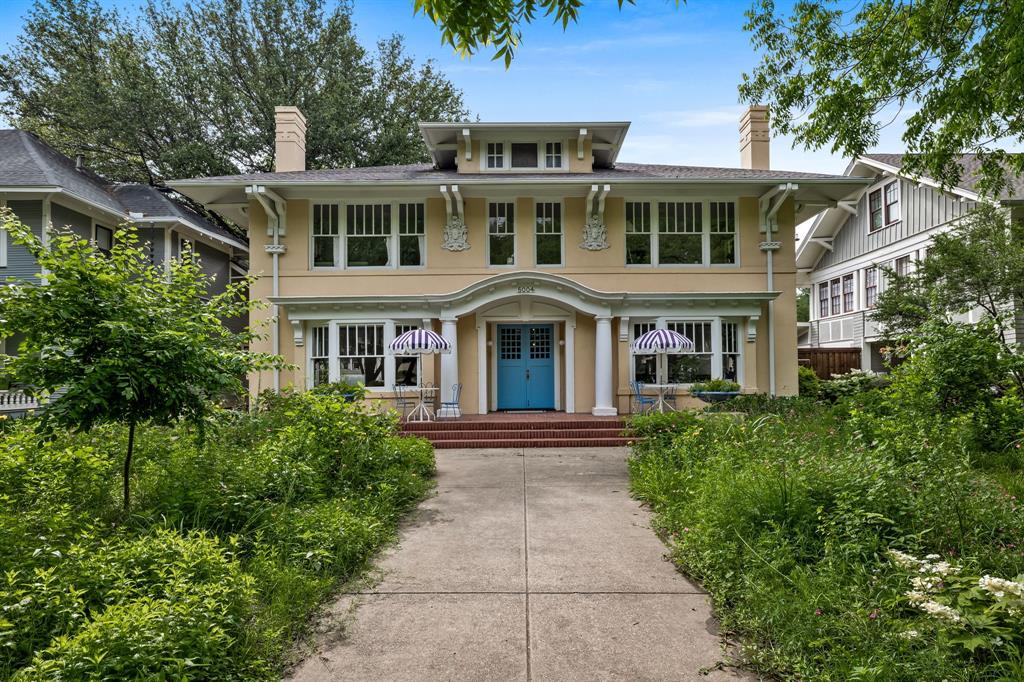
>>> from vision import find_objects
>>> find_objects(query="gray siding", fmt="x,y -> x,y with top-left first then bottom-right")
137,227 -> 166,265
817,178 -> 977,268
3,200 -> 43,282
196,240 -> 231,295
51,202 -> 93,240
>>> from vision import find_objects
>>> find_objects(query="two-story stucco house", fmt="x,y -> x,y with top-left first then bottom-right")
171,106 -> 868,415
797,154 -> 1024,371
0,129 -> 249,412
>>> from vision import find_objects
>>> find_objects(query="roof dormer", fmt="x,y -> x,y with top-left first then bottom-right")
418,122 -> 630,174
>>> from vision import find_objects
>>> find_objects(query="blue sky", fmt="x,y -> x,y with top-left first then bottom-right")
0,0 -> 915,174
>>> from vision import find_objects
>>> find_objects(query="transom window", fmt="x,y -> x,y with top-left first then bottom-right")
545,142 -> 562,168
625,200 -> 738,267
398,203 -> 425,267
535,202 -> 562,266
338,323 -> 385,387
488,201 -> 516,266
346,204 -> 391,267
487,143 -> 504,169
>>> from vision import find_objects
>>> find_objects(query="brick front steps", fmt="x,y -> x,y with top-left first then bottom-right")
401,415 -> 632,449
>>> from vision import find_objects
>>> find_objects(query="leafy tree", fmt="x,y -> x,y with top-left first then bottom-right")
873,204 -> 1024,389
0,0 -> 470,184
0,209 -> 282,510
740,1 -> 1024,196
796,287 -> 809,322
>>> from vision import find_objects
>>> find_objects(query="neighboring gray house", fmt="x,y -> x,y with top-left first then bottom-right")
0,129 -> 249,412
797,154 -> 1024,371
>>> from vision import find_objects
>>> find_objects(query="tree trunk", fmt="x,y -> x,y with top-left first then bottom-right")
123,421 -> 135,512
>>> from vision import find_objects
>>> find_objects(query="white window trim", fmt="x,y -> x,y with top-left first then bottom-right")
478,139 -> 568,172
867,178 -> 901,233
486,199 -> 517,268
624,198 -> 741,269
306,319 -> 427,391
534,199 -> 564,268
628,317 -> 742,386
0,198 -> 7,267
309,201 -> 428,271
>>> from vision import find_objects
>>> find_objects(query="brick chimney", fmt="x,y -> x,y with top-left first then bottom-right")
274,106 -> 307,173
739,105 -> 770,170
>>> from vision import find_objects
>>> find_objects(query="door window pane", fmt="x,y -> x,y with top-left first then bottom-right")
535,202 -> 562,266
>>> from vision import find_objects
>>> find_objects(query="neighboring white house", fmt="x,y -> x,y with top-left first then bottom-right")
797,154 -> 1024,370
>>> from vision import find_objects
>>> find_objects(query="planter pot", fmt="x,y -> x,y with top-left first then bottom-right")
693,391 -> 740,403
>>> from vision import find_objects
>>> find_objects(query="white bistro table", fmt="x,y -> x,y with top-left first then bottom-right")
643,383 -> 678,413
406,386 -> 439,422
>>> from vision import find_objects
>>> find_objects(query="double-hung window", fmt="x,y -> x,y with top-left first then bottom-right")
488,202 -> 515,266
398,203 -> 425,267
310,325 -> 331,387
869,188 -> 884,231
709,201 -> 736,265
394,323 -> 418,386
722,322 -> 740,382
895,255 -> 911,278
312,204 -> 340,267
884,181 -> 899,225
819,282 -> 830,318
625,201 -> 653,265
842,274 -> 854,312
864,266 -> 878,307
830,279 -> 841,316
535,202 -> 562,266
667,321 -> 712,383
338,323 -> 384,387
95,225 -> 113,255
346,204 -> 391,267
487,143 -> 504,169
631,322 -> 657,384
545,142 -> 562,168
657,201 -> 702,265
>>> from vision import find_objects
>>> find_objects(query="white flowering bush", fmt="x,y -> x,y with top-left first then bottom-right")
889,549 -> 1024,655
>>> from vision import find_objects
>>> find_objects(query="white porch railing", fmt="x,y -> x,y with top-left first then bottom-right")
0,389 -> 39,412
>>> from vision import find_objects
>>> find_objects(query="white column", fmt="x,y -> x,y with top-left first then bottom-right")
476,323 -> 488,414
592,315 -> 617,416
710,317 -> 723,379
565,316 -> 576,413
440,318 -> 459,400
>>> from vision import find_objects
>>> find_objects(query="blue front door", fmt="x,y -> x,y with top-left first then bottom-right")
496,324 -> 555,410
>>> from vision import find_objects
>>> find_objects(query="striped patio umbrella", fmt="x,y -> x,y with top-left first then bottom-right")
630,328 -> 695,384
388,328 -> 452,387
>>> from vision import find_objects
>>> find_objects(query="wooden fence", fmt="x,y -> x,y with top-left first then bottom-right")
798,348 -> 861,379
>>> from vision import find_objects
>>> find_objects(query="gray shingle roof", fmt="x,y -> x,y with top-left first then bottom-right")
861,153 -> 1024,200
0,129 -> 245,249
171,161 -> 854,185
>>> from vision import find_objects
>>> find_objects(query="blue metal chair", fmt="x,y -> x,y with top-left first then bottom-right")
630,380 -> 656,414
438,383 -> 463,419
392,384 -> 414,420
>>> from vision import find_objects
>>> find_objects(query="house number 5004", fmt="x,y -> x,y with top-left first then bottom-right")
516,285 -> 535,294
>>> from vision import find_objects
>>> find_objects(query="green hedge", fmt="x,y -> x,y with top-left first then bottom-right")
0,392 -> 434,680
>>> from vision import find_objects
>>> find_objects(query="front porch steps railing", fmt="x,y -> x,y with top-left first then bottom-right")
0,390 -> 39,413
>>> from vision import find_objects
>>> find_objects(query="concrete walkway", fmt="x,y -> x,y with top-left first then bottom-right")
288,448 -> 746,681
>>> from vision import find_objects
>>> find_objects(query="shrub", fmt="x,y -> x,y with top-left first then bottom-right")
690,378 -> 740,393
798,365 -> 821,397
818,369 -> 885,402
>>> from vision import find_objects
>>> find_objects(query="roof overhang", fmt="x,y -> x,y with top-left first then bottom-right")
418,121 -> 631,170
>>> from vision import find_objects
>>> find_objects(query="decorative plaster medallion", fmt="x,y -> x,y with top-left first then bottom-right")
442,216 -> 471,251
579,214 -> 609,251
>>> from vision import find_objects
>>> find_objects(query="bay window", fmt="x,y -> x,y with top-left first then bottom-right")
631,322 -> 657,384
394,323 -> 418,386
338,323 -> 385,387
667,321 -> 712,383
722,322 -> 740,382
310,325 -> 330,387
631,319 -> 743,386
535,202 -> 562,266
488,201 -> 516,266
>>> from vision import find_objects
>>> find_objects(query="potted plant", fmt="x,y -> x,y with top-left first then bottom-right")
690,378 -> 741,403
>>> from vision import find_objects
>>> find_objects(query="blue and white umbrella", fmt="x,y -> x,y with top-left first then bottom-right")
389,328 -> 451,388
630,328 -> 694,384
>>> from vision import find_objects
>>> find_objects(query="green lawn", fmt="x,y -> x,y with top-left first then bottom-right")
0,391 -> 435,680
628,397 -> 1024,681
